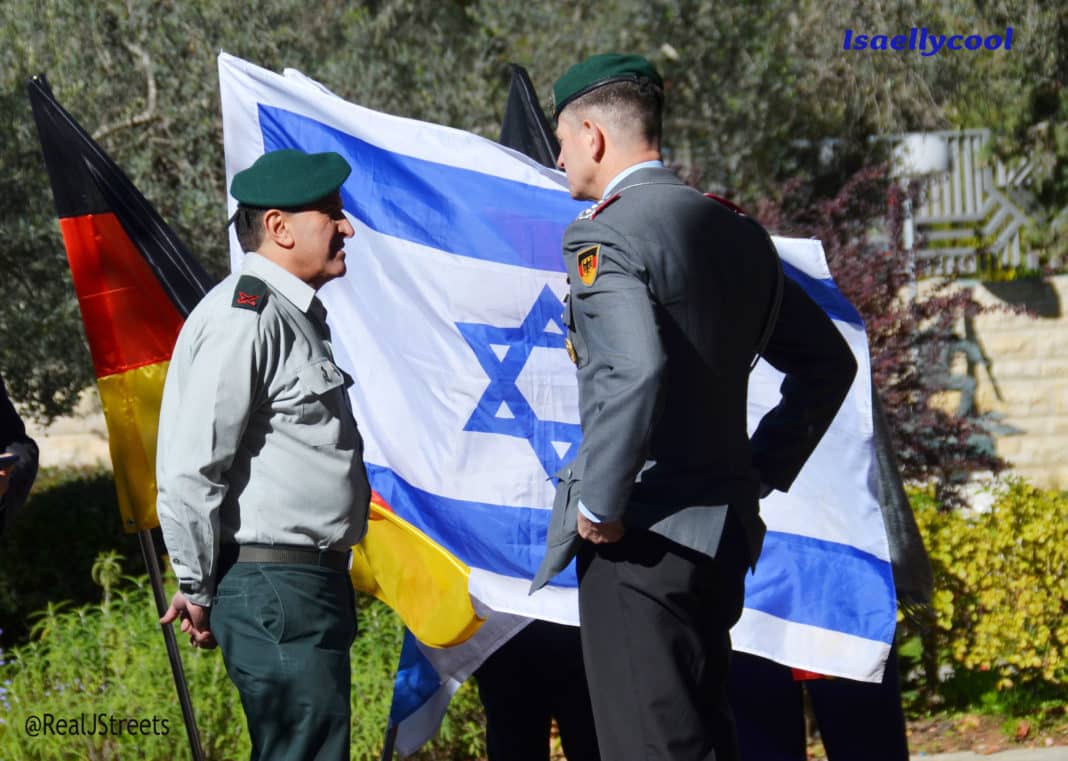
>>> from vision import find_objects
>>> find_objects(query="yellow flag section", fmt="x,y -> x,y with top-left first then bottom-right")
97,364 -> 170,531
351,495 -> 483,647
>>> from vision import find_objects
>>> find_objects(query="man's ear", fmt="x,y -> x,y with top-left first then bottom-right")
263,209 -> 294,248
582,118 -> 607,164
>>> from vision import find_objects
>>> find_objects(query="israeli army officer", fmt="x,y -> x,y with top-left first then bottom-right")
157,149 -> 371,761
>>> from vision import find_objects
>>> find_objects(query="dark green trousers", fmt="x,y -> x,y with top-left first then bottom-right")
212,563 -> 357,761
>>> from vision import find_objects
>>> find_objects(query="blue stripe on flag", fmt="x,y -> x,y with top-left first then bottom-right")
389,630 -> 442,726
259,105 -> 585,272
368,466 -> 893,642
746,531 -> 896,642
782,261 -> 865,328
366,463 -> 578,588
258,105 -> 864,327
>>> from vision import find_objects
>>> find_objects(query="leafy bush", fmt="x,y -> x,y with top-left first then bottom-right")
908,480 -> 1068,711
0,567 -> 486,760
0,467 -> 142,649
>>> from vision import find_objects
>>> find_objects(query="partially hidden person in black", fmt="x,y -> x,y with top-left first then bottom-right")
531,53 -> 857,761
729,388 -> 931,761
474,619 -> 600,761
729,645 -> 910,761
0,372 -> 39,535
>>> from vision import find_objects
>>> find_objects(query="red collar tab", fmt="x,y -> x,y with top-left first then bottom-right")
591,193 -> 621,220
703,192 -> 747,216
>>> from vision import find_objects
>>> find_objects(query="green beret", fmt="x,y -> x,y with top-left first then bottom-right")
230,149 -> 351,208
553,53 -> 663,119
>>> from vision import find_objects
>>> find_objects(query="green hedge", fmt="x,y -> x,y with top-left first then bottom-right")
0,569 -> 486,760
905,479 -> 1068,718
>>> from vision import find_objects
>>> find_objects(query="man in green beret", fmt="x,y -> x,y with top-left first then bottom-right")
532,54 -> 857,760
157,148 -> 371,761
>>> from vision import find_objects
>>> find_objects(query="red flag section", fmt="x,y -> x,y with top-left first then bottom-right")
60,213 -> 183,377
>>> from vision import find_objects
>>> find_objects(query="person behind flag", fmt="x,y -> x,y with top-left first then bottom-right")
531,53 -> 858,761
729,388 -> 923,761
157,149 -> 371,761
729,643 -> 911,760
473,618 -> 600,761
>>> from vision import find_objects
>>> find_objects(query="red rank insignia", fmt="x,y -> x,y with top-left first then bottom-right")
577,245 -> 600,286
231,275 -> 268,312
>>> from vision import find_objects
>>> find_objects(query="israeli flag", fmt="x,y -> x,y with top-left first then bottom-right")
218,50 -> 894,717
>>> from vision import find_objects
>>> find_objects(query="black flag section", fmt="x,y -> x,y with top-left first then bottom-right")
27,74 -> 213,318
499,64 -> 559,170
872,388 -> 934,613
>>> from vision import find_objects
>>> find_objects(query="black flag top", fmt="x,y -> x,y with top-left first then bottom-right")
499,64 -> 560,171
27,74 -> 213,318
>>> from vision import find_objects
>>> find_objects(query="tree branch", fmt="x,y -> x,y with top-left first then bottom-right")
92,41 -> 158,141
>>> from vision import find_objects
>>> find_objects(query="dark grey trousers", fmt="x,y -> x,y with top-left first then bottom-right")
212,563 -> 357,761
577,512 -> 750,761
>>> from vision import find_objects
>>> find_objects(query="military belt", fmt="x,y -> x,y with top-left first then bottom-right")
226,543 -> 351,572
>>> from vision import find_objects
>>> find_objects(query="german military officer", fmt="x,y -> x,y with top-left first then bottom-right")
157,149 -> 370,761
531,54 -> 858,761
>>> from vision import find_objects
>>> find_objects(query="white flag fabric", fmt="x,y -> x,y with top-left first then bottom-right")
218,50 -> 895,704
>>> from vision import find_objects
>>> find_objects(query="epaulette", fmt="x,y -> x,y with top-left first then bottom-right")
232,275 -> 269,313
703,192 -> 748,216
575,193 -> 621,222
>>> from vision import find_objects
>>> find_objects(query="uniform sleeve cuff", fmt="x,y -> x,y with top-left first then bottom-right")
179,581 -> 213,608
578,500 -> 606,523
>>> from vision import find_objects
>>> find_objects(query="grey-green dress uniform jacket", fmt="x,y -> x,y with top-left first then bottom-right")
533,166 -> 856,589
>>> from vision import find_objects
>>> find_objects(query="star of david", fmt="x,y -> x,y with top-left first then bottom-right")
456,284 -> 582,478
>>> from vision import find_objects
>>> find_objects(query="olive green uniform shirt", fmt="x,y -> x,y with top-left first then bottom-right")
157,253 -> 370,606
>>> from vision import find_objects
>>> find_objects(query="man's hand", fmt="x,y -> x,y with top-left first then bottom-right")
0,468 -> 12,500
0,454 -> 16,499
578,513 -> 625,544
160,591 -> 217,649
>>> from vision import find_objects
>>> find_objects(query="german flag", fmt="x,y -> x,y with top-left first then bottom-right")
26,76 -> 479,646
27,75 -> 214,533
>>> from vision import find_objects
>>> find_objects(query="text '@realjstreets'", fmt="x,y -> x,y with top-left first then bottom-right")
23,712 -> 171,737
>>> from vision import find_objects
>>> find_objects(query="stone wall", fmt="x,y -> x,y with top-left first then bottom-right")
968,274 -> 1068,490
22,389 -> 111,469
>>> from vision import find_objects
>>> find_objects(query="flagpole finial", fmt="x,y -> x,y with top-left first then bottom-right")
27,73 -> 53,96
